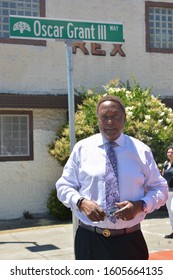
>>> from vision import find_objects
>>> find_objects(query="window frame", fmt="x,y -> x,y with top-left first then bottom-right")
0,110 -> 33,161
145,1 -> 173,53
0,0 -> 46,46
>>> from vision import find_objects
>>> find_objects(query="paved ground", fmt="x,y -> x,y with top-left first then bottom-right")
0,210 -> 172,260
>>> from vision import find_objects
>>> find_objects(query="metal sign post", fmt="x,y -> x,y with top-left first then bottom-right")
65,40 -> 76,151
65,40 -> 79,236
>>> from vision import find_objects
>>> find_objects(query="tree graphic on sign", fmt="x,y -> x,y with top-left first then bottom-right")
13,21 -> 31,34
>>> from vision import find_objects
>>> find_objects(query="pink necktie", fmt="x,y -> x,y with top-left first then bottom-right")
105,142 -> 120,223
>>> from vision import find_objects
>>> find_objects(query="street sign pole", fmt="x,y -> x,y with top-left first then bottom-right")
65,40 -> 78,237
65,40 -> 76,151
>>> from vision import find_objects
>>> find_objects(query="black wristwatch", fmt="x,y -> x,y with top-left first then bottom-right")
76,197 -> 85,210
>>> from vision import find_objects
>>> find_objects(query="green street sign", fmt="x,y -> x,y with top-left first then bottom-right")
10,16 -> 124,43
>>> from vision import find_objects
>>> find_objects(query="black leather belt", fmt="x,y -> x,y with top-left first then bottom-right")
79,222 -> 141,237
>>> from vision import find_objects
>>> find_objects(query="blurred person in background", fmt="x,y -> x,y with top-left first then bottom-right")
162,145 -> 173,238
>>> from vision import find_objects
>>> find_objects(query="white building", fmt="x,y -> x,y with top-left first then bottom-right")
0,0 -> 173,219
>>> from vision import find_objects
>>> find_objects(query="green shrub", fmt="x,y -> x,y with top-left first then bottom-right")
49,78 -> 173,166
47,189 -> 72,221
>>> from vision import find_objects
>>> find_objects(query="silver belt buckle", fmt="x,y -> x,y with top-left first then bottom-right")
103,229 -> 111,237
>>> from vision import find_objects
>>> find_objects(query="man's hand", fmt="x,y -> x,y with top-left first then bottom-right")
79,199 -> 106,222
115,200 -> 144,221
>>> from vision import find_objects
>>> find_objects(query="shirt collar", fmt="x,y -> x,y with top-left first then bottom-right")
98,133 -> 125,147
115,133 -> 124,147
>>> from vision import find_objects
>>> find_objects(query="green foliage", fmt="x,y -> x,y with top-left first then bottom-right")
48,78 -> 173,166
47,189 -> 72,220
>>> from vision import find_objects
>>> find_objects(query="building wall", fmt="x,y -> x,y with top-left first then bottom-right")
0,0 -> 173,97
0,108 -> 66,219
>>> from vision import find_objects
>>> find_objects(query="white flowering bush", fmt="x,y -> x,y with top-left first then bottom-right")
49,79 -> 173,166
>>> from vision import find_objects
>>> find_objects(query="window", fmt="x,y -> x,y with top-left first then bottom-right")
0,111 -> 33,161
0,0 -> 45,45
146,1 -> 173,53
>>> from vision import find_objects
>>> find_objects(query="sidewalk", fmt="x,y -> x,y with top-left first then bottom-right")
0,211 -> 172,260
0,215 -> 74,260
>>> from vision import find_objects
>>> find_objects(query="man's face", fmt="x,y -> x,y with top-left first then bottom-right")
97,100 -> 126,142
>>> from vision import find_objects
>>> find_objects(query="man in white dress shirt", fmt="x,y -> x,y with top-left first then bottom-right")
56,95 -> 168,260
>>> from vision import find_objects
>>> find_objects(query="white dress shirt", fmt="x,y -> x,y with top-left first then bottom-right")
56,133 -> 168,229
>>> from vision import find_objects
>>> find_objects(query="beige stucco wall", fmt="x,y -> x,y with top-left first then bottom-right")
0,109 -> 66,219
0,0 -> 173,97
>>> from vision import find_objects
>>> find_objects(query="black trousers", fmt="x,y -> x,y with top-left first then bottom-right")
75,226 -> 149,260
